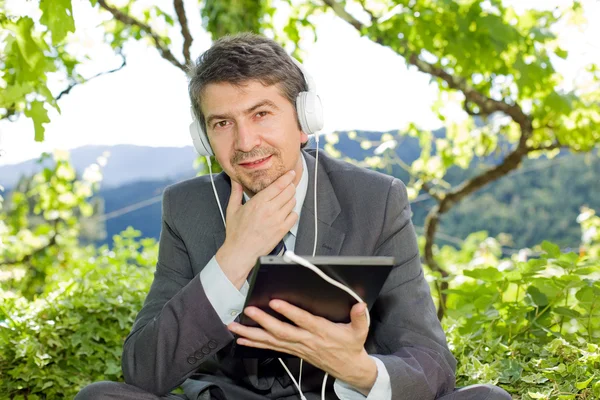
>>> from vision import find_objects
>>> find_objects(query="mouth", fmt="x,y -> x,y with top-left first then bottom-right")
238,155 -> 273,169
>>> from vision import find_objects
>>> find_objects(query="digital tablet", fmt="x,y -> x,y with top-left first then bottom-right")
232,255 -> 395,359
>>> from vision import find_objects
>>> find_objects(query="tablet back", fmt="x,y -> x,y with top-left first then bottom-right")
234,255 -> 395,359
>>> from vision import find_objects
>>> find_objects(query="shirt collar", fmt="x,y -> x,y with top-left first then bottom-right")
242,153 -> 308,238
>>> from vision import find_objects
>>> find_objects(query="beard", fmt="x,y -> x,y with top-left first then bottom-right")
231,147 -> 286,195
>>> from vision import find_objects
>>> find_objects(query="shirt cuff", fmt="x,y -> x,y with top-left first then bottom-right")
199,255 -> 249,325
333,356 -> 391,400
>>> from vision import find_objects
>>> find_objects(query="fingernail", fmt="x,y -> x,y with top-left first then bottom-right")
289,170 -> 296,176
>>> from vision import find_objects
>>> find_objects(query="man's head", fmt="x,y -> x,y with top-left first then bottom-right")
188,33 -> 309,195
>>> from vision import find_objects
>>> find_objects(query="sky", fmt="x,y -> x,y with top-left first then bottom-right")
0,0 -> 598,166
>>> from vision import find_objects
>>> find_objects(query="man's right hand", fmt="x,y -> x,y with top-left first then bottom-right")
215,170 -> 298,289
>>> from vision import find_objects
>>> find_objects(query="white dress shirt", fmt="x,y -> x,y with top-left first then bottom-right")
199,154 -> 391,400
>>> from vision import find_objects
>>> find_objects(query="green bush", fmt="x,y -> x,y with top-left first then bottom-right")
0,229 -> 156,399
2,231 -> 598,399
439,232 -> 600,399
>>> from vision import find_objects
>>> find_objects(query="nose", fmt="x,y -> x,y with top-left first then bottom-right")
234,120 -> 261,152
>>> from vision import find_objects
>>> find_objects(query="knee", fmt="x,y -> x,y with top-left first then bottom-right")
482,385 -> 512,400
438,384 -> 512,400
75,381 -> 123,400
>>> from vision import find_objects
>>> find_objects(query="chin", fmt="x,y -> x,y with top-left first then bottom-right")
240,169 -> 284,194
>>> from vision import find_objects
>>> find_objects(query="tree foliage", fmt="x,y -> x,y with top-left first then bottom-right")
2,0 -> 599,316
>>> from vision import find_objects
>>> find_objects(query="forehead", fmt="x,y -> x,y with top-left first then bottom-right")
200,80 -> 290,115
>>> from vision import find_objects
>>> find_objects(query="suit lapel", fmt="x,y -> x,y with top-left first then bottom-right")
212,151 -> 346,256
295,150 -> 345,256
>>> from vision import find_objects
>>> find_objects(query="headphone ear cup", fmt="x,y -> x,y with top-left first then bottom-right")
296,92 -> 324,135
189,119 -> 214,157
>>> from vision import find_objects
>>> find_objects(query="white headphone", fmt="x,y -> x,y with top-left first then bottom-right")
188,57 -> 324,157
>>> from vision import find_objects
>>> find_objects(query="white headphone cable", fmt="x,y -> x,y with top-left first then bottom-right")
206,156 -> 227,228
207,139 -> 362,400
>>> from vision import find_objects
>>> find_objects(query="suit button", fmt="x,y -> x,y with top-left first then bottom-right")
187,356 -> 197,365
208,340 -> 217,349
194,350 -> 205,359
202,346 -> 210,355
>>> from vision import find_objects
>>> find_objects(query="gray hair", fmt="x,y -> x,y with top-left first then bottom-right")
188,33 -> 307,134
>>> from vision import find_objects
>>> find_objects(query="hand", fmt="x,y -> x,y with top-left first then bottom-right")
216,170 -> 298,289
227,300 -> 378,395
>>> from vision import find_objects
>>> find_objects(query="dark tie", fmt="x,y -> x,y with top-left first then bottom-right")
269,240 -> 287,256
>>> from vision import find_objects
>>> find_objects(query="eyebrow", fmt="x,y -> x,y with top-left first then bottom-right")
206,99 -> 280,127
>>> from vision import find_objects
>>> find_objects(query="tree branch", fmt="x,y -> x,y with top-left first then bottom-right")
173,0 -> 193,66
321,0 -> 363,30
527,141 -> 564,152
56,53 -> 127,101
321,0 -> 533,136
356,0 -> 376,23
97,0 -> 186,71
406,53 -> 532,135
421,182 -> 442,202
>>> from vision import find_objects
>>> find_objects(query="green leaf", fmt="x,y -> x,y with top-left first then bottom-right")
575,375 -> 594,390
521,259 -> 547,274
14,18 -> 44,69
463,267 -> 503,281
555,47 -> 568,59
574,267 -> 598,276
558,252 -> 579,264
553,307 -> 582,319
527,286 -> 548,307
24,101 -> 51,141
528,392 -> 547,399
39,0 -> 76,45
541,241 -> 561,259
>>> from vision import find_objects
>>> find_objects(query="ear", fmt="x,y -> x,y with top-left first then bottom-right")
300,131 -> 309,145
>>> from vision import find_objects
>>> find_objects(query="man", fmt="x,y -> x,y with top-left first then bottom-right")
76,34 -> 510,400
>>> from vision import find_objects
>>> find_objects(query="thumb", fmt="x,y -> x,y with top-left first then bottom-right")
227,180 -> 243,215
350,302 -> 369,334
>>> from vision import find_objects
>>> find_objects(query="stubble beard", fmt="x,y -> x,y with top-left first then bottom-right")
232,147 -> 285,196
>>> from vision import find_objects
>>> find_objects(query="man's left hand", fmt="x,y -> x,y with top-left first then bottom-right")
227,300 -> 378,395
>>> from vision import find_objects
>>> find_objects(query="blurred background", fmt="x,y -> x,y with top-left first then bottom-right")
1,0 -> 599,398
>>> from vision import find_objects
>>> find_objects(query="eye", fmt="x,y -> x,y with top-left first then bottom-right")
214,120 -> 229,129
256,111 -> 268,118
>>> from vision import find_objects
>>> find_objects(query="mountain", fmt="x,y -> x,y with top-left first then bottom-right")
93,133 -> 599,250
0,145 -> 198,189
4,132 -> 597,250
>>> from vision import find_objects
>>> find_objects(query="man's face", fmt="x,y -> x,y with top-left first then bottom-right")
201,80 -> 308,195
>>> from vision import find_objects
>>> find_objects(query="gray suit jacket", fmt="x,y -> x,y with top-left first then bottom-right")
121,149 -> 456,399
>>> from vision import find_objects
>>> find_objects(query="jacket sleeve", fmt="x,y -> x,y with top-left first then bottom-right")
121,186 -> 235,395
369,178 -> 457,399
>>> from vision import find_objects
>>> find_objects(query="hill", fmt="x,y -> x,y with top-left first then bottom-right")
0,145 -> 197,189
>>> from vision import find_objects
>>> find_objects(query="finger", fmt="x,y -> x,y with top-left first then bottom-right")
282,211 -> 299,233
240,306 -> 307,343
350,302 -> 370,335
228,322 -> 279,344
227,180 -> 243,216
235,338 -> 295,357
269,181 -> 296,210
256,170 -> 296,202
273,194 -> 297,225
269,300 -> 328,333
